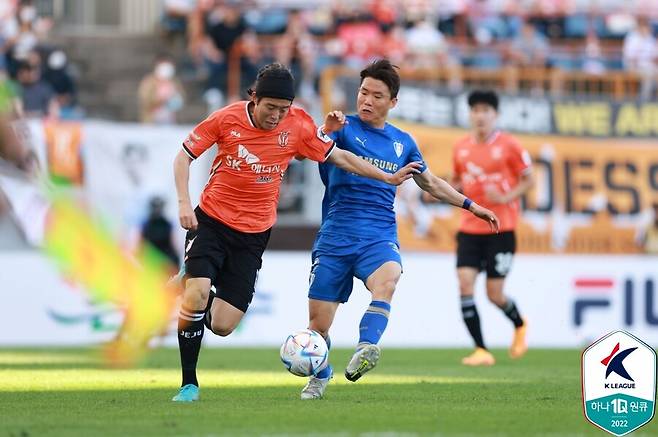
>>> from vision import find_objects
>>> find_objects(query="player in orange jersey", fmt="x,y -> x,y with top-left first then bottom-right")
170,63 -> 421,402
451,90 -> 534,366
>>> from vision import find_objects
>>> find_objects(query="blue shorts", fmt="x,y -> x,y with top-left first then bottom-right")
308,233 -> 402,303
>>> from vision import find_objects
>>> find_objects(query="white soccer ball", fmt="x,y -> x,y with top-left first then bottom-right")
279,329 -> 329,377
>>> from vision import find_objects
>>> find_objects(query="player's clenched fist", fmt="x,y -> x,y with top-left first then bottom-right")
385,161 -> 423,186
178,201 -> 198,230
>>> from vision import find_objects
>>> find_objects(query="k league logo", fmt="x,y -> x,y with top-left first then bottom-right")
602,342 -> 636,382
582,330 -> 657,436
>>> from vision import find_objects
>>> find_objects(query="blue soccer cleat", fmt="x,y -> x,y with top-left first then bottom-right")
172,384 -> 199,402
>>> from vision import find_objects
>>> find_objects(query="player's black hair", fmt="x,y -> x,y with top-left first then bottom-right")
360,59 -> 400,99
247,63 -> 295,101
467,90 -> 499,111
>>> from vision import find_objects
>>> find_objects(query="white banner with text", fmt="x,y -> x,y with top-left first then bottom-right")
1,251 -> 656,349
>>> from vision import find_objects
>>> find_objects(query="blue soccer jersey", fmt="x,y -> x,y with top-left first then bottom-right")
319,115 -> 427,240
309,115 -> 428,303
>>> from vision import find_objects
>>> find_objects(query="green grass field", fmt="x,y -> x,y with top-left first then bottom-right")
1,347 -> 655,436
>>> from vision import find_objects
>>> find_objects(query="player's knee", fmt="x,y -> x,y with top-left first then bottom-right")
183,283 -> 210,309
486,290 -> 504,306
371,280 -> 396,301
211,321 -> 236,337
459,283 -> 474,296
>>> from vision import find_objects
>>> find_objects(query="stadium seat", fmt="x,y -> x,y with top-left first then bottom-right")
564,14 -> 588,38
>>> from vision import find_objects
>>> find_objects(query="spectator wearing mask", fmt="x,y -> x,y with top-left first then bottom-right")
44,50 -> 81,119
138,55 -> 184,124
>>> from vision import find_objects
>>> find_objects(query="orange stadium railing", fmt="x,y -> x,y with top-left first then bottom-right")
221,38 -> 642,109
319,66 -> 642,114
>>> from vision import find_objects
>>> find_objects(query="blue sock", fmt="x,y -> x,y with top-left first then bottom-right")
357,300 -> 391,350
315,334 -> 332,379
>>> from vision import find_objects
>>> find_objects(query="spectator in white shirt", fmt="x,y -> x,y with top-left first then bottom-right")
623,17 -> 657,100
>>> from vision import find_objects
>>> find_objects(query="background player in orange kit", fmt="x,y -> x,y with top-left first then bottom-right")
452,90 -> 534,366
171,63 -> 421,402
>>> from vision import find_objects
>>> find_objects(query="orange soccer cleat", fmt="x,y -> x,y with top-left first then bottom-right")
509,318 -> 528,359
461,347 -> 496,366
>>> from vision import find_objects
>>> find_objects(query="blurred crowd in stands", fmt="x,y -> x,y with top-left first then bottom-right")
159,0 -> 658,116
0,0 -> 656,123
0,0 -> 80,120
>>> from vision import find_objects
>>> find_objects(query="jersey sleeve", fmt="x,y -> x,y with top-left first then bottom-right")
296,111 -> 335,163
406,134 -> 428,173
506,137 -> 532,176
328,128 -> 341,144
182,110 -> 222,159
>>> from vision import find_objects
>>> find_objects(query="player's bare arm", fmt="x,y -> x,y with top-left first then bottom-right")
173,149 -> 198,230
413,169 -> 500,232
449,174 -> 463,192
485,171 -> 534,204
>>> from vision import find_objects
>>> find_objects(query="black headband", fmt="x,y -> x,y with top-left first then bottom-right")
255,73 -> 295,102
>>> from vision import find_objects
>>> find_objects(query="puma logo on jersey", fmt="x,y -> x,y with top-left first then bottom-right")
355,136 -> 367,147
230,130 -> 241,138
238,144 -> 260,164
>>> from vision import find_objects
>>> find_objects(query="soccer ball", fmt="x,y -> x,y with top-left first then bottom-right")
279,329 -> 329,377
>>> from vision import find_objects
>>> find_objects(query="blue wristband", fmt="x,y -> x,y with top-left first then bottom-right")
462,198 -> 473,210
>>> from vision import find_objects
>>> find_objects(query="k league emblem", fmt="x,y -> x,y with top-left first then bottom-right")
582,330 -> 657,436
393,141 -> 403,158
278,130 -> 289,148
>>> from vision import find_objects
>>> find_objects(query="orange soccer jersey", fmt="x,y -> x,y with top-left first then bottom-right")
182,101 -> 334,233
452,131 -> 532,234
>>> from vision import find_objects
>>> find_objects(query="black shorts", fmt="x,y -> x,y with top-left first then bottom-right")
456,231 -> 516,278
184,207 -> 271,312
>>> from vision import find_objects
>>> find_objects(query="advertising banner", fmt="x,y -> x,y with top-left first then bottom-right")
395,123 -> 658,254
330,78 -> 658,138
11,120 -> 312,249
2,252 -> 656,349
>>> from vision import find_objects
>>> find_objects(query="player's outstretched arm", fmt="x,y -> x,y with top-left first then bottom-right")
173,150 -> 198,230
413,169 -> 500,232
326,148 -> 422,185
